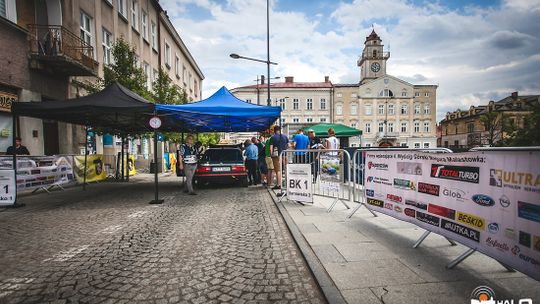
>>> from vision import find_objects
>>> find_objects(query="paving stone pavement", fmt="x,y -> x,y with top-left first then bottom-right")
0,175 -> 326,304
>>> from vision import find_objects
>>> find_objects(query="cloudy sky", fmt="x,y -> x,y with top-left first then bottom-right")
162,0 -> 540,121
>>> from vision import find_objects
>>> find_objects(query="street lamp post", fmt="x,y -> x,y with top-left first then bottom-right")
230,53 -> 278,106
254,75 -> 280,105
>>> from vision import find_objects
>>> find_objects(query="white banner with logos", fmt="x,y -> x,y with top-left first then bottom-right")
364,150 -> 540,281
286,164 -> 313,203
0,156 -> 76,191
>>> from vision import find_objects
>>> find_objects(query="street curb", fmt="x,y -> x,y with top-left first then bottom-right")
267,189 -> 347,304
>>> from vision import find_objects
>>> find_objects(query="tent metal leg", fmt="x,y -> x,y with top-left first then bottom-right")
8,115 -> 24,208
446,248 -> 476,269
413,231 -> 431,248
120,136 -> 125,182
83,126 -> 88,190
126,138 -> 130,182
149,128 -> 163,205
445,237 -> 457,246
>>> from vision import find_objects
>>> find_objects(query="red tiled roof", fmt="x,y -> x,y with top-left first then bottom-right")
366,29 -> 380,42
235,82 -> 333,89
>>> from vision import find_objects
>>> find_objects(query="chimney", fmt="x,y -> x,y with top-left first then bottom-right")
260,75 -> 265,85
324,76 -> 330,83
511,91 -> 518,99
285,76 -> 294,83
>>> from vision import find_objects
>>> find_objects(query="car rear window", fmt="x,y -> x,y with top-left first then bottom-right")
201,149 -> 243,163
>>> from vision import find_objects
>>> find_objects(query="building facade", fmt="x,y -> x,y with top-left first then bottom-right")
439,92 -> 538,151
0,0 -> 203,156
335,30 -> 438,148
230,76 -> 333,138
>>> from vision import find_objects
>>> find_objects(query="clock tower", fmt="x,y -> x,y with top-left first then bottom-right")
357,30 -> 390,84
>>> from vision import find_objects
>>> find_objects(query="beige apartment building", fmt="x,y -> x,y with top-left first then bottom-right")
335,30 -> 438,148
0,0 -> 203,155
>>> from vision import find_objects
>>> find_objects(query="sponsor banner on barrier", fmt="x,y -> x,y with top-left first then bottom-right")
74,155 -> 106,183
364,150 -> 540,281
320,154 -> 341,193
286,164 -> 313,203
0,170 -> 16,205
0,155 -> 75,191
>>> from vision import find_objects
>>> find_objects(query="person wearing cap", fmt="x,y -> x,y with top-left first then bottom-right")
6,137 -> 30,155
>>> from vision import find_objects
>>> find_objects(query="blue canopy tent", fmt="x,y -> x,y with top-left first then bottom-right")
156,86 -> 281,132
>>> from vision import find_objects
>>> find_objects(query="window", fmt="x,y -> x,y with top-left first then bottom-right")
336,93 -> 342,98
401,104 -> 408,115
454,140 -> 459,146
293,118 -> 299,123
102,28 -> 112,65
467,123 -> 474,133
0,0 -> 16,22
425,92 -> 430,97
320,98 -> 326,110
279,98 -> 286,110
182,66 -> 187,83
414,142 -> 421,149
351,93 -> 357,98
401,122 -> 407,132
401,91 -> 407,97
151,21 -> 157,50
164,42 -> 171,68
388,104 -> 394,115
320,117 -> 327,122
118,0 -> 127,17
131,0 -> 138,30
281,118 -> 286,124
306,98 -> 313,110
379,89 -> 393,97
351,122 -> 357,129
143,62 -> 150,89
365,104 -> 372,115
444,141 -> 449,147
351,104 -> 357,115
141,10 -> 148,41
246,99 -> 252,103
189,72 -> 193,91
414,104 -> 420,114
424,104 -> 430,115
378,122 -> 384,132
175,54 -> 180,76
424,122 -> 430,133
80,12 -> 94,56
400,143 -> 407,147
306,117 -> 313,123
414,92 -> 420,97
336,105 -> 343,115
194,80 -> 198,97
152,68 -> 158,84
378,104 -> 384,115
365,123 -> 371,133
293,98 -> 299,110
365,143 -> 372,147
423,142 -> 430,148
388,122 -> 394,133
414,121 -> 420,133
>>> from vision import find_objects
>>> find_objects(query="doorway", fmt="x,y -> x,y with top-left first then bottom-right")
43,120 -> 59,155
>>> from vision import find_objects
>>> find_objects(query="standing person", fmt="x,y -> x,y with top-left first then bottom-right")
308,130 -> 322,182
6,137 -> 30,155
325,128 -> 340,155
178,135 -> 198,195
264,133 -> 274,187
292,128 -> 309,163
256,135 -> 268,186
269,126 -> 289,190
245,138 -> 259,185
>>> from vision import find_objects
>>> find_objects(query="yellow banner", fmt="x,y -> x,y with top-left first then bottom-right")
120,155 -> 137,176
456,211 -> 486,230
74,154 -> 107,183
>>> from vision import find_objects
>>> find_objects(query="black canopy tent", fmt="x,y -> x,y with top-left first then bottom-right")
11,82 -> 161,204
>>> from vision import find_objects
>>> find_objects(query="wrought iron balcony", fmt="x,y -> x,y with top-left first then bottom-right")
376,131 -> 398,140
357,51 -> 390,66
27,24 -> 98,76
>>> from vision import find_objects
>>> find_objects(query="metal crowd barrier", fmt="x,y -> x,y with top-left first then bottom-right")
277,149 -> 352,212
348,147 -> 453,219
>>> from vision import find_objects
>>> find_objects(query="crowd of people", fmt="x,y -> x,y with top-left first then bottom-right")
240,126 -> 338,190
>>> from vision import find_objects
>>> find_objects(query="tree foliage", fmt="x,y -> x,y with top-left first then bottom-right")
507,100 -> 540,146
151,68 -> 188,105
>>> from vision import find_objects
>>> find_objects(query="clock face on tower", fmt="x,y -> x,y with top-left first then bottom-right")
371,62 -> 381,73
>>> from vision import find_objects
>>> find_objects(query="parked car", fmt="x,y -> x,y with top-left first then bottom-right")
194,148 -> 248,187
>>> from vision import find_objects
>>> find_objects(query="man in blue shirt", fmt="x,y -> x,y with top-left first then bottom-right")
269,126 -> 289,190
293,128 -> 309,163
245,138 -> 260,185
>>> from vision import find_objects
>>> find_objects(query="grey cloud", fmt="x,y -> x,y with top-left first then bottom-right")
487,30 -> 532,49
398,74 -> 428,83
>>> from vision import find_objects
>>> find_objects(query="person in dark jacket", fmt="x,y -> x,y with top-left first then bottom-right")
6,137 -> 30,155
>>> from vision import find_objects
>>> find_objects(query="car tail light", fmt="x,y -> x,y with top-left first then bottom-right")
231,165 -> 245,172
196,166 -> 211,173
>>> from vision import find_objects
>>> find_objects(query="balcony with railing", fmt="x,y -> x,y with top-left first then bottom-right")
357,51 -> 391,66
27,24 -> 98,76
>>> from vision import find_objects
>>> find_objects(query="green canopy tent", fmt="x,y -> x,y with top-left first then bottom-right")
305,123 -> 362,137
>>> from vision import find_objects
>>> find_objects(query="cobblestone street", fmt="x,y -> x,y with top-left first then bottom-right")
0,175 -> 325,304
